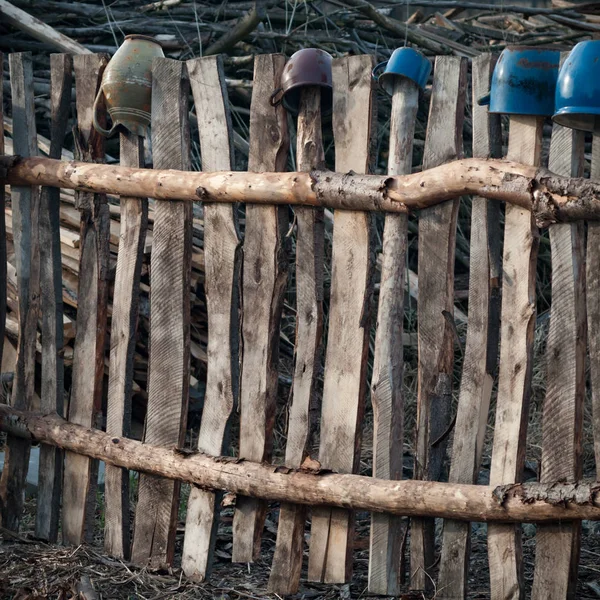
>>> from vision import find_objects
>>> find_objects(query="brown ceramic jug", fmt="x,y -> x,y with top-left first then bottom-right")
93,34 -> 164,138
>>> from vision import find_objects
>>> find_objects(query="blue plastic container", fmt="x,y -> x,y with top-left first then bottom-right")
553,41 -> 600,133
372,47 -> 431,95
478,47 -> 560,116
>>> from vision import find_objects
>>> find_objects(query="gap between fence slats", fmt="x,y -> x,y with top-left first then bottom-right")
182,54 -> 240,581
487,114 -> 542,600
437,52 -> 502,599
232,52 -> 289,564
131,57 -> 192,568
307,54 -> 375,585
411,55 -> 467,593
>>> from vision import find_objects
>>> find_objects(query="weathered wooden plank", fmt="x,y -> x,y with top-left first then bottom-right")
307,54 -> 375,585
487,115 -> 542,600
368,75 -> 418,596
231,53 -> 289,563
131,57 -> 192,568
437,53 -> 502,599
410,55 -> 467,593
104,126 -> 148,558
35,53 -> 72,543
0,53 -> 6,399
531,112 -> 586,600
269,85 -> 325,595
61,53 -> 109,545
182,54 -> 240,580
0,51 -> 39,532
62,53 -> 110,546
589,135 -> 600,478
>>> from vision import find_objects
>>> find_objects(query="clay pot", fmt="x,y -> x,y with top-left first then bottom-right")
93,34 -> 164,138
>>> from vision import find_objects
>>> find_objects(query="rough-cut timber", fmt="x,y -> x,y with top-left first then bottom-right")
589,135 -> 600,476
5,155 -> 600,223
182,55 -> 240,581
35,52 -> 72,543
368,75 -> 417,596
411,55 -> 467,593
62,53 -> 109,547
104,129 -> 148,559
269,85 -> 325,596
3,405 -> 600,523
308,54 -> 375,585
0,51 -> 39,532
437,53 -> 502,599
0,53 -> 5,402
488,115 -> 542,600
131,58 -> 192,569
531,115 -> 586,599
232,53 -> 289,564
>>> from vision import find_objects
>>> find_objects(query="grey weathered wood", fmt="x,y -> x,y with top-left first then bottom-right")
62,53 -> 110,546
437,53 -> 502,599
411,55 -> 467,593
0,51 -> 39,532
269,85 -> 325,596
182,54 -> 240,580
487,115 -> 543,600
231,53 -> 289,563
589,135 -> 600,479
35,53 -> 72,543
368,75 -> 417,596
0,53 -> 6,400
307,55 -> 375,585
104,129 -> 147,559
531,111 -> 586,599
131,58 -> 192,568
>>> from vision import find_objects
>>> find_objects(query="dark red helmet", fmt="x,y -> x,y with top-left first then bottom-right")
275,48 -> 333,116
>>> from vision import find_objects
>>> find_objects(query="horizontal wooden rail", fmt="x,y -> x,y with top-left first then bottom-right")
2,155 -> 600,225
1,403 -> 600,523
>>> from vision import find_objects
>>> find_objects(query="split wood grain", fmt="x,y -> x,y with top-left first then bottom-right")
0,51 -> 39,532
487,115 -> 542,600
104,129 -> 147,559
531,116 -> 586,599
35,53 -> 72,543
131,58 -> 192,569
368,75 -> 418,596
231,53 -> 289,564
269,85 -> 325,596
0,53 -> 6,400
437,53 -> 502,599
63,53 -> 110,546
182,54 -> 240,580
307,55 -> 375,585
589,135 -> 600,478
411,55 -> 467,593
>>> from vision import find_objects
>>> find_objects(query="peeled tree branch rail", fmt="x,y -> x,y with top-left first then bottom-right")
1,403 -> 600,523
3,155 -> 600,226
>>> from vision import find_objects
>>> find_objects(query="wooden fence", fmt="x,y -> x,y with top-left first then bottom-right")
2,48 -> 600,599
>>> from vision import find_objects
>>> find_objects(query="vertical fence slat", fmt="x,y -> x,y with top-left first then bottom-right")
368,75 -> 418,596
437,53 -> 502,599
269,85 -> 325,595
182,54 -> 240,580
531,101 -> 586,599
231,53 -> 289,563
131,57 -> 192,568
0,51 -> 38,532
104,128 -> 148,558
36,52 -> 72,543
307,55 -> 375,585
410,55 -> 467,593
0,52 -> 5,401
589,135 -> 600,480
62,53 -> 110,546
487,115 -> 542,600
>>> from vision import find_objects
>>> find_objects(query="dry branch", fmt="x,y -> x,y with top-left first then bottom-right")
2,403 -> 600,523
4,155 -> 600,225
